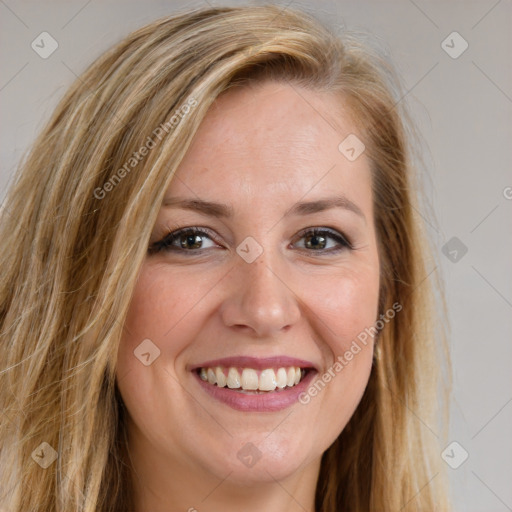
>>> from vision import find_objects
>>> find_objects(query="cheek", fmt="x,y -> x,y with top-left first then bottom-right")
121,264 -> 208,349
116,264 -> 201,386
296,264 -> 380,428
115,263 -> 216,442
303,265 -> 380,351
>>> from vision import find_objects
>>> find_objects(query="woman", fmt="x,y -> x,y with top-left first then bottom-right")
0,5 -> 451,511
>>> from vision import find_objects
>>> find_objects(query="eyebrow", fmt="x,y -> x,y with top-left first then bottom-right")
162,195 -> 366,221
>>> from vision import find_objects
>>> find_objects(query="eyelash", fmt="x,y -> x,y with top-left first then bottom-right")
148,226 -> 353,256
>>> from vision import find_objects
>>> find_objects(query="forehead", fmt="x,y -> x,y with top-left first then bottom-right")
168,81 -> 372,214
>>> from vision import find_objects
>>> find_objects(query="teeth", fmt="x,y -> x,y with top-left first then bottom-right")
259,369 -> 277,391
276,368 -> 287,388
241,368 -> 259,390
198,365 -> 306,392
207,368 -> 216,385
227,367 -> 241,389
215,367 -> 227,387
287,367 -> 295,387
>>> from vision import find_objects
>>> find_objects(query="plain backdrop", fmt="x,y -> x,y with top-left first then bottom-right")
1,1 -> 511,510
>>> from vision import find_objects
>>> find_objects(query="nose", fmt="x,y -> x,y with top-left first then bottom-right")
219,254 -> 301,338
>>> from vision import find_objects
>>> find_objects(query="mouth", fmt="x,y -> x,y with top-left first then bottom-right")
190,356 -> 318,412
196,365 -> 309,393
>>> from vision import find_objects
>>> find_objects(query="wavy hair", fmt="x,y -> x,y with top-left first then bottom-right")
0,5 -> 450,511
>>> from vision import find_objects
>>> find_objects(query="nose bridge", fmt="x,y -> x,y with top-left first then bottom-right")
220,247 -> 301,336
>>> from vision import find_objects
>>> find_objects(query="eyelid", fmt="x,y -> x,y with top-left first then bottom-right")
149,224 -> 354,257
148,226 -> 222,254
292,226 -> 353,250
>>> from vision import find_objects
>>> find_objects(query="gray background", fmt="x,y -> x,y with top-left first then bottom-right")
1,1 -> 511,510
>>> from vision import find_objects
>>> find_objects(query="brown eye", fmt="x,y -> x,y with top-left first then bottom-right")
149,228 -> 219,255
148,226 -> 352,256
293,228 -> 352,253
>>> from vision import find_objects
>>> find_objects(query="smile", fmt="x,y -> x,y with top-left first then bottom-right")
198,366 -> 306,392
191,356 -> 317,411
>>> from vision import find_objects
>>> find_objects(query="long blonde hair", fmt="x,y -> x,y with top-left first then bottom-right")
0,5 -> 450,511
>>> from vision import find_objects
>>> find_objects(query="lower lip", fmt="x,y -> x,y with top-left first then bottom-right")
193,370 -> 317,412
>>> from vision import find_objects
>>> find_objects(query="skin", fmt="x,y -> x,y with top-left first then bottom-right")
116,80 -> 381,512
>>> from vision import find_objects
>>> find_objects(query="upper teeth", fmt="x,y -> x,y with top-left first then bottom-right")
198,366 -> 304,391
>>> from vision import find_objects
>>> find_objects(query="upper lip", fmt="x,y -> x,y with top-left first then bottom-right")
189,356 -> 319,372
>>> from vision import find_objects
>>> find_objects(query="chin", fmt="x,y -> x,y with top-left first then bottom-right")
195,430 -> 319,485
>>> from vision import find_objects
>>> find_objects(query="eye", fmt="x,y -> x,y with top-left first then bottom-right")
148,227 -> 220,255
293,227 -> 352,253
148,226 -> 353,256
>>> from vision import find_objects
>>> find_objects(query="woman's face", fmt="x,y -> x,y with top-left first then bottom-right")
116,81 -> 380,489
